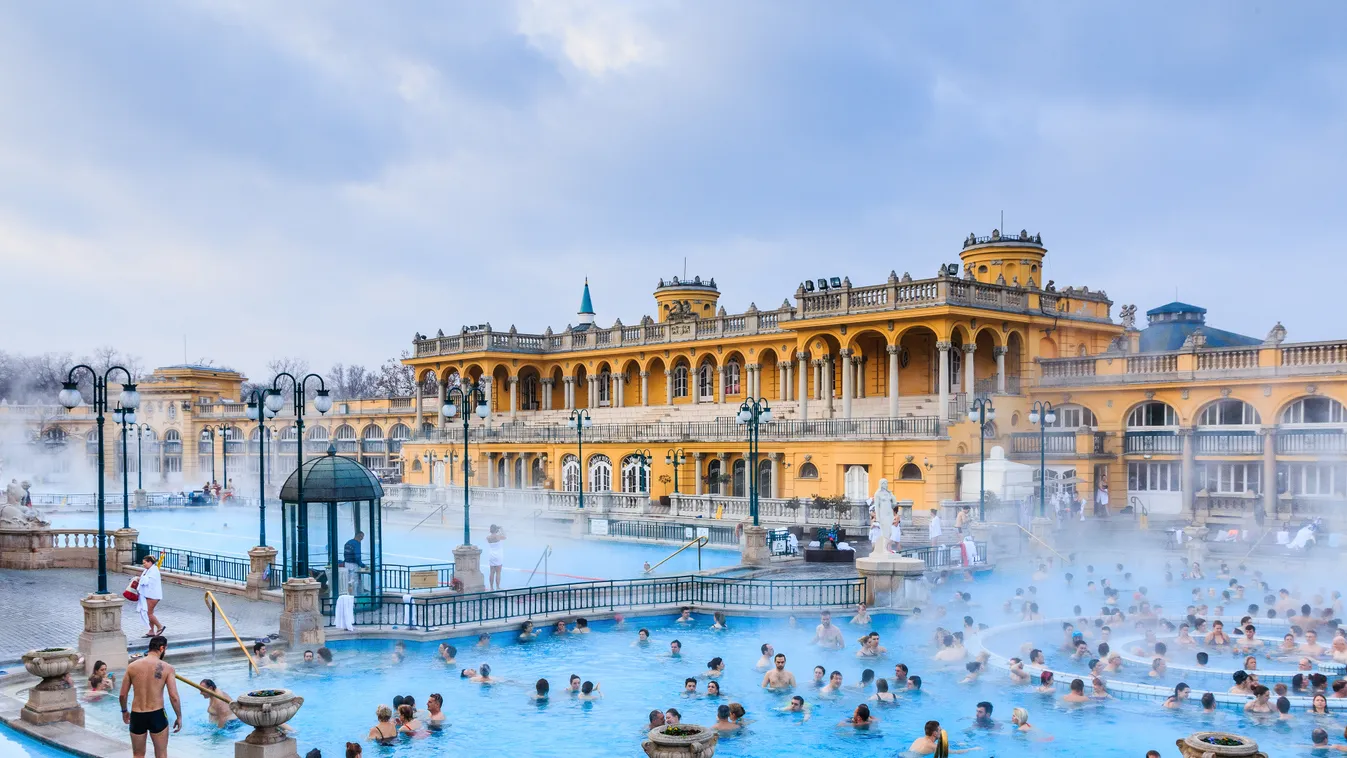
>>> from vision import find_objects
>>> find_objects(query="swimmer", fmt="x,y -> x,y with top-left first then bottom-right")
575,618 -> 590,634
819,670 -> 844,696
909,720 -> 980,756
706,657 -> 725,678
470,664 -> 496,684
1311,694 -> 1331,714
934,633 -> 965,663
871,678 -> 898,703
633,629 -> 652,647
684,677 -> 699,696
389,642 -> 404,665
811,611 -> 845,649
664,708 -> 681,725
1303,630 -> 1326,657
519,621 -> 537,642
812,666 -> 826,687
396,703 -> 422,735
553,620 -> 568,636
1164,683 -> 1190,709
1229,670 -> 1252,695
714,704 -> 739,731
851,603 -> 872,626
1009,707 -> 1042,735
1244,685 -> 1274,714
840,703 -> 877,728
368,705 -> 397,743
476,633 -> 490,649
1062,678 -> 1090,704
647,710 -> 665,731
199,679 -> 236,727
669,640 -> 682,658
1036,671 -> 1055,694
88,661 -> 115,693
1007,657 -> 1031,685
780,695 -> 811,721
712,612 -> 728,630
1204,620 -> 1230,647
1237,624 -> 1261,651
437,644 -> 456,665
1148,658 -> 1167,678
1277,696 -> 1293,721
706,681 -> 721,698
317,647 -> 334,666
531,680 -> 549,702
760,654 -> 796,690
578,681 -> 601,701
676,607 -> 694,625
1091,678 -> 1111,700
755,644 -> 775,670
1175,624 -> 1195,647
960,661 -> 984,684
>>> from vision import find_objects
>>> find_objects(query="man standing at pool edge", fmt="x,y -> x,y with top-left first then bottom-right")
120,636 -> 182,758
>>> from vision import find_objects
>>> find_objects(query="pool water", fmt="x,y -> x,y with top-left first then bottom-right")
0,725 -> 75,758
47,505 -> 740,586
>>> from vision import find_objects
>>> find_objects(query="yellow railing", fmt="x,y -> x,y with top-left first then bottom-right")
982,521 -> 1068,563
175,673 -> 231,703
643,536 -> 709,575
203,591 -> 259,675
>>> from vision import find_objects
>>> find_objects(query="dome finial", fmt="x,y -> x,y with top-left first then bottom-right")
326,442 -> 337,457
578,278 -> 595,325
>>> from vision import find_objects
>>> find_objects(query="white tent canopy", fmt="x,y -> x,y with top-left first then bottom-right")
959,446 -> 1036,501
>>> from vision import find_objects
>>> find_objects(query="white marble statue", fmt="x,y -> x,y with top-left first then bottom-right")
871,478 -> 898,552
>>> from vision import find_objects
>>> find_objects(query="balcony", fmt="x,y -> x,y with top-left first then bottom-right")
1039,339 -> 1347,387
415,416 -> 942,445
1010,431 -> 1077,455
1195,431 -> 1262,455
1124,430 -> 1181,455
361,439 -> 386,453
1277,429 -> 1347,455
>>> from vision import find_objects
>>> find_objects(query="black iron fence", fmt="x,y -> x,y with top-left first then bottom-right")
381,563 -> 457,592
605,519 -> 737,546
898,541 -> 987,571
135,542 -> 281,589
320,574 -> 866,630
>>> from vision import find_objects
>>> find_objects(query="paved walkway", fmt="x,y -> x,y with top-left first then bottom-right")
0,569 -> 280,662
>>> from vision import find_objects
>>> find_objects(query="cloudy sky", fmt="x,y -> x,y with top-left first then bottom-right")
2,1 -> 1343,379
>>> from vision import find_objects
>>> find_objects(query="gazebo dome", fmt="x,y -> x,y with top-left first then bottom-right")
280,446 -> 384,502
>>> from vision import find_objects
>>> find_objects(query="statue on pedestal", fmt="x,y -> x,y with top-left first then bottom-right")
870,479 -> 898,553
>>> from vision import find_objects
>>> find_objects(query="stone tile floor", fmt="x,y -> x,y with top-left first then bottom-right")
0,569 -> 280,663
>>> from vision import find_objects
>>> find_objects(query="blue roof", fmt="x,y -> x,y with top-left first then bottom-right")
1146,301 -> 1206,316
579,279 -> 594,315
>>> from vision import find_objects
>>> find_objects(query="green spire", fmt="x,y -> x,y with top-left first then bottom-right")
579,277 -> 594,315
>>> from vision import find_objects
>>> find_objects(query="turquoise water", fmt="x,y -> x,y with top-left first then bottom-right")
48,505 -> 740,585
0,726 -> 75,758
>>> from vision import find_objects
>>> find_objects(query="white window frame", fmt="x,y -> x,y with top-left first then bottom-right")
621,455 -> 650,493
1281,397 -> 1347,425
1127,401 -> 1179,428
561,455 -> 580,492
588,454 -> 613,492
673,366 -> 689,398
1128,461 -> 1180,492
1198,400 -> 1260,427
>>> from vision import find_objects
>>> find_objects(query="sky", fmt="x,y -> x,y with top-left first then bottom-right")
1,1 -> 1344,380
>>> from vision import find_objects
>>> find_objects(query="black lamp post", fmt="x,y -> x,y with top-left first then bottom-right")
736,397 -> 773,527
664,448 -> 686,495
630,448 -> 652,494
59,366 -> 139,594
201,424 -> 233,493
969,397 -> 997,521
1028,401 -> 1056,519
266,373 -> 332,578
132,423 -> 149,492
568,409 -> 592,509
441,379 -> 489,546
246,390 -> 279,547
113,405 -> 135,528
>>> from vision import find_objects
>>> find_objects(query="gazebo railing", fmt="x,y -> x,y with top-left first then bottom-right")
381,563 -> 457,592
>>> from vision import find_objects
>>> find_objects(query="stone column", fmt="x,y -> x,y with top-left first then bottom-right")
813,360 -> 823,400
508,376 -> 518,418
640,371 -> 650,406
994,346 -> 1007,394
414,377 -> 424,431
611,372 -> 620,408
78,593 -> 127,676
936,341 -> 951,421
823,357 -> 834,417
487,453 -> 498,488
780,362 -> 789,401
436,378 -> 447,430
482,377 -> 494,417
741,524 -> 770,567
279,577 -> 325,647
246,545 -> 278,601
1180,428 -> 1197,522
717,366 -> 726,404
769,454 -> 781,499
588,376 -> 596,407
694,452 -> 705,496
504,453 -> 514,489
665,370 -> 673,405
541,379 -> 552,411
887,345 -> 900,417
21,648 -> 85,726
112,527 -> 139,570
840,348 -> 854,419
856,357 -> 865,398
798,354 -> 809,418
963,343 -> 976,396
1262,427 -> 1278,521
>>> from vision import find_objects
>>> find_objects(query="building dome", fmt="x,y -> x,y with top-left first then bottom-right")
280,446 -> 384,502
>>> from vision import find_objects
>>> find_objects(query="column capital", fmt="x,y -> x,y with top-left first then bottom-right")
508,375 -> 519,386
716,452 -> 728,460
1258,426 -> 1277,437
936,340 -> 953,351
564,377 -> 574,386
839,348 -> 853,357
639,370 -> 650,378
993,346 -> 1008,357
963,343 -> 976,354
812,359 -> 824,367
798,352 -> 811,362
747,363 -> 761,370
887,344 -> 900,355
693,451 -> 704,460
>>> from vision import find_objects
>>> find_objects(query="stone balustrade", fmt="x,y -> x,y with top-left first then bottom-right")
1039,337 -> 1347,387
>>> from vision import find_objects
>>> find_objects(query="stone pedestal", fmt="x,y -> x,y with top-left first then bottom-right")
1183,526 -> 1209,568
854,555 -> 926,608
741,525 -> 770,567
21,648 -> 84,726
246,546 -> 278,601
232,689 -> 304,758
112,528 -> 139,570
570,513 -> 587,538
642,724 -> 718,758
452,544 -> 485,593
1029,517 -> 1055,554
77,593 -> 127,676
278,579 -> 324,648
133,489 -> 147,509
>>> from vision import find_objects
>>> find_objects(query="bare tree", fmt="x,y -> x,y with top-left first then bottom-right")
374,352 -> 415,397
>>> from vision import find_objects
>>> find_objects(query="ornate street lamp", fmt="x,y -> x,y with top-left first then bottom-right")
664,448 -> 686,495
441,379 -> 489,546
112,405 -> 136,528
131,423 -> 153,492
245,390 -> 279,547
58,365 -> 139,594
1028,401 -> 1057,519
568,409 -> 593,509
266,374 -> 332,578
969,397 -> 997,521
629,448 -> 653,494
736,397 -> 773,526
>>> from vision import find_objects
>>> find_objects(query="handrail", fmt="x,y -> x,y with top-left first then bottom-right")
410,504 -> 447,532
643,536 -> 708,575
981,521 -> 1068,563
525,545 -> 553,587
175,673 -> 231,704
203,591 -> 259,674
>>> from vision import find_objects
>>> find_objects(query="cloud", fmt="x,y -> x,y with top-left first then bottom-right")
516,0 -> 665,76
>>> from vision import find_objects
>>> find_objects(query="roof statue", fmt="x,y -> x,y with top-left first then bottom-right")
1264,322 -> 1288,346
1120,304 -> 1138,331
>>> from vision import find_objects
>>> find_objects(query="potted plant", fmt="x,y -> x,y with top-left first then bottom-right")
1175,731 -> 1265,758
643,723 -> 719,758
231,689 -> 305,746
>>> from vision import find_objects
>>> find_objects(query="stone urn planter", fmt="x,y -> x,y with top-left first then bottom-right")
231,689 -> 305,746
642,724 -> 718,758
21,648 -> 83,726
1176,732 -> 1265,758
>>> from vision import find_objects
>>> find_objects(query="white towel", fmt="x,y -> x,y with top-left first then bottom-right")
334,594 -> 356,631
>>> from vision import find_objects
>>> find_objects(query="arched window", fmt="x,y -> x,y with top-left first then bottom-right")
621,455 -> 650,493
1281,397 -> 1346,425
725,361 -> 742,395
798,461 -> 819,479
163,429 -> 182,474
334,424 -> 356,440
496,456 -> 507,487
1126,401 -> 1179,428
698,361 -> 716,400
1046,404 -> 1097,429
588,454 -> 612,492
390,423 -> 411,441
844,465 -> 869,501
309,426 -> 330,441
362,424 -> 384,439
561,455 -> 580,492
421,422 -> 435,436
164,429 -> 181,442
758,459 -> 772,496
1198,399 -> 1260,426
673,366 -> 689,398
899,463 -> 923,480
278,426 -> 297,441
705,458 -> 722,495
411,458 -> 423,472
732,459 -> 747,497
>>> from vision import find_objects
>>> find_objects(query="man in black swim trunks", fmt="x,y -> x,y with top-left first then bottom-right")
119,636 -> 182,758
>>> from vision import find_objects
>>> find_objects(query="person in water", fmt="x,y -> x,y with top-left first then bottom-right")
761,654 -> 796,690
367,705 -> 397,743
199,679 -> 236,727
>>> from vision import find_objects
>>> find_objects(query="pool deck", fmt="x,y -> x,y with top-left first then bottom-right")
0,568 -> 280,664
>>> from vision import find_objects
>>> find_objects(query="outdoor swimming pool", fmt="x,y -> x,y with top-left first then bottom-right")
47,504 -> 740,586
0,726 -> 71,758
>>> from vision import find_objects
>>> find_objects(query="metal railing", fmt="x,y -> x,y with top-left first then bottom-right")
204,591 -> 260,674
1010,431 -> 1077,455
1123,430 -> 1182,455
898,541 -> 988,570
135,543 -> 281,589
415,416 -> 941,444
606,519 -> 737,546
381,563 -> 457,592
643,536 -> 708,574
320,575 -> 867,630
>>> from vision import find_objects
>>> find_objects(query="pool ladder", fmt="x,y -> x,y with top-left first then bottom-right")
644,536 -> 708,575
525,545 -> 553,587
